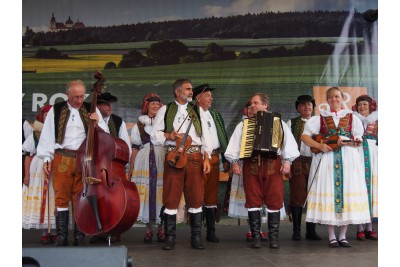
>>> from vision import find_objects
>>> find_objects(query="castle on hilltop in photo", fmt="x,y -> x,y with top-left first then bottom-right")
49,13 -> 86,32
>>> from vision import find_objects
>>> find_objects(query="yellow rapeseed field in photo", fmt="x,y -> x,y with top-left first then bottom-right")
22,54 -> 122,73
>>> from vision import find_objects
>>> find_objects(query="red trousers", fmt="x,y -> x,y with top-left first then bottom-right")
203,153 -> 220,206
242,157 -> 283,210
163,152 -> 204,210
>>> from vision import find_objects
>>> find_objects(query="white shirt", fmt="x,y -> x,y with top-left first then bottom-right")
37,102 -> 109,162
23,120 -> 33,142
150,101 -> 213,157
102,115 -> 132,158
353,110 -> 378,131
286,117 -> 313,157
224,119 -> 300,163
201,108 -> 220,151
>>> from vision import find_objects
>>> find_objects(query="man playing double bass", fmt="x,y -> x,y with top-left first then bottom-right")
37,80 -> 109,246
150,78 -> 213,250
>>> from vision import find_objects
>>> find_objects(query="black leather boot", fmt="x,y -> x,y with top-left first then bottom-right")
268,211 -> 280,249
190,212 -> 205,250
54,210 -> 69,246
205,207 -> 220,242
291,206 -> 303,241
73,223 -> 86,246
162,213 -> 176,250
306,222 -> 322,240
248,210 -> 262,249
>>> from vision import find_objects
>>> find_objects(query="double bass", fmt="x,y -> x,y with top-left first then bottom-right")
74,71 -> 139,241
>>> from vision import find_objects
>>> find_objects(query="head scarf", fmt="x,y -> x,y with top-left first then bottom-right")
141,93 -> 162,115
36,105 -> 52,123
351,94 -> 377,112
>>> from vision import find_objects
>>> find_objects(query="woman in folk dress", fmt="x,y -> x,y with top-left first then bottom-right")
301,87 -> 370,248
352,95 -> 378,241
22,105 -> 72,244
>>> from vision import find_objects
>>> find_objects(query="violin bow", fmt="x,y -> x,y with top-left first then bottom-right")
302,154 -> 323,208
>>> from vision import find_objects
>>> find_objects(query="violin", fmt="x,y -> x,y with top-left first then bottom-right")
310,134 -> 360,154
166,116 -> 193,168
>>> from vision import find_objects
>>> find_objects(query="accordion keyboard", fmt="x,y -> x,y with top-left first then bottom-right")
239,117 -> 256,159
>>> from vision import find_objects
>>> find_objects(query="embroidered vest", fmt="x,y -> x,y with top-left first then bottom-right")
53,101 -> 91,144
319,113 -> 353,214
209,108 -> 229,152
107,114 -> 123,138
320,113 -> 352,138
290,116 -> 306,150
164,102 -> 202,137
364,120 -> 378,142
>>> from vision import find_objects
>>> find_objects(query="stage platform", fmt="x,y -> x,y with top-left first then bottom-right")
22,217 -> 378,267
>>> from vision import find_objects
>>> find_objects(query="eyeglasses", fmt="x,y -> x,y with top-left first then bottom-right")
71,95 -> 85,101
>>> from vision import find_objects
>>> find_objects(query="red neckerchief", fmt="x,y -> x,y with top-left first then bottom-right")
330,108 -> 343,116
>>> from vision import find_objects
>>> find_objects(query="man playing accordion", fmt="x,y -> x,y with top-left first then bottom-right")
225,93 -> 299,249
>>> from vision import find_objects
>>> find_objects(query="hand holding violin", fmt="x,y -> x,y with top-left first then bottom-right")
310,134 -> 360,154
338,137 -> 362,148
165,130 -> 179,141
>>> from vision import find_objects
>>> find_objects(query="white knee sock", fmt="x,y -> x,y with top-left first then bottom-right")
327,225 -> 336,241
357,224 -> 364,232
365,222 -> 373,231
339,225 -> 348,240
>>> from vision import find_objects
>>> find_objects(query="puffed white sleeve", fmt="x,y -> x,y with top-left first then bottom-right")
351,114 -> 364,140
130,124 -> 142,147
22,134 -> 36,156
23,120 -> 33,141
302,116 -> 320,136
36,107 -> 56,162
224,121 -> 243,164
279,121 -> 300,160
118,121 -> 132,158
150,105 -> 167,146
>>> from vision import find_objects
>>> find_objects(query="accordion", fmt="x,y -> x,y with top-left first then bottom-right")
239,111 -> 284,159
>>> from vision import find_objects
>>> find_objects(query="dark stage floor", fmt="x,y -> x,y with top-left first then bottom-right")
22,218 -> 378,267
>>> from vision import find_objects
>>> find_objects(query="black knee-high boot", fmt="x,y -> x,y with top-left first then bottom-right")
205,207 -> 220,242
268,211 -> 280,249
55,210 -> 69,246
248,210 -> 262,248
291,206 -> 303,241
73,223 -> 86,246
190,212 -> 205,250
162,213 -> 177,250
306,222 -> 322,240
